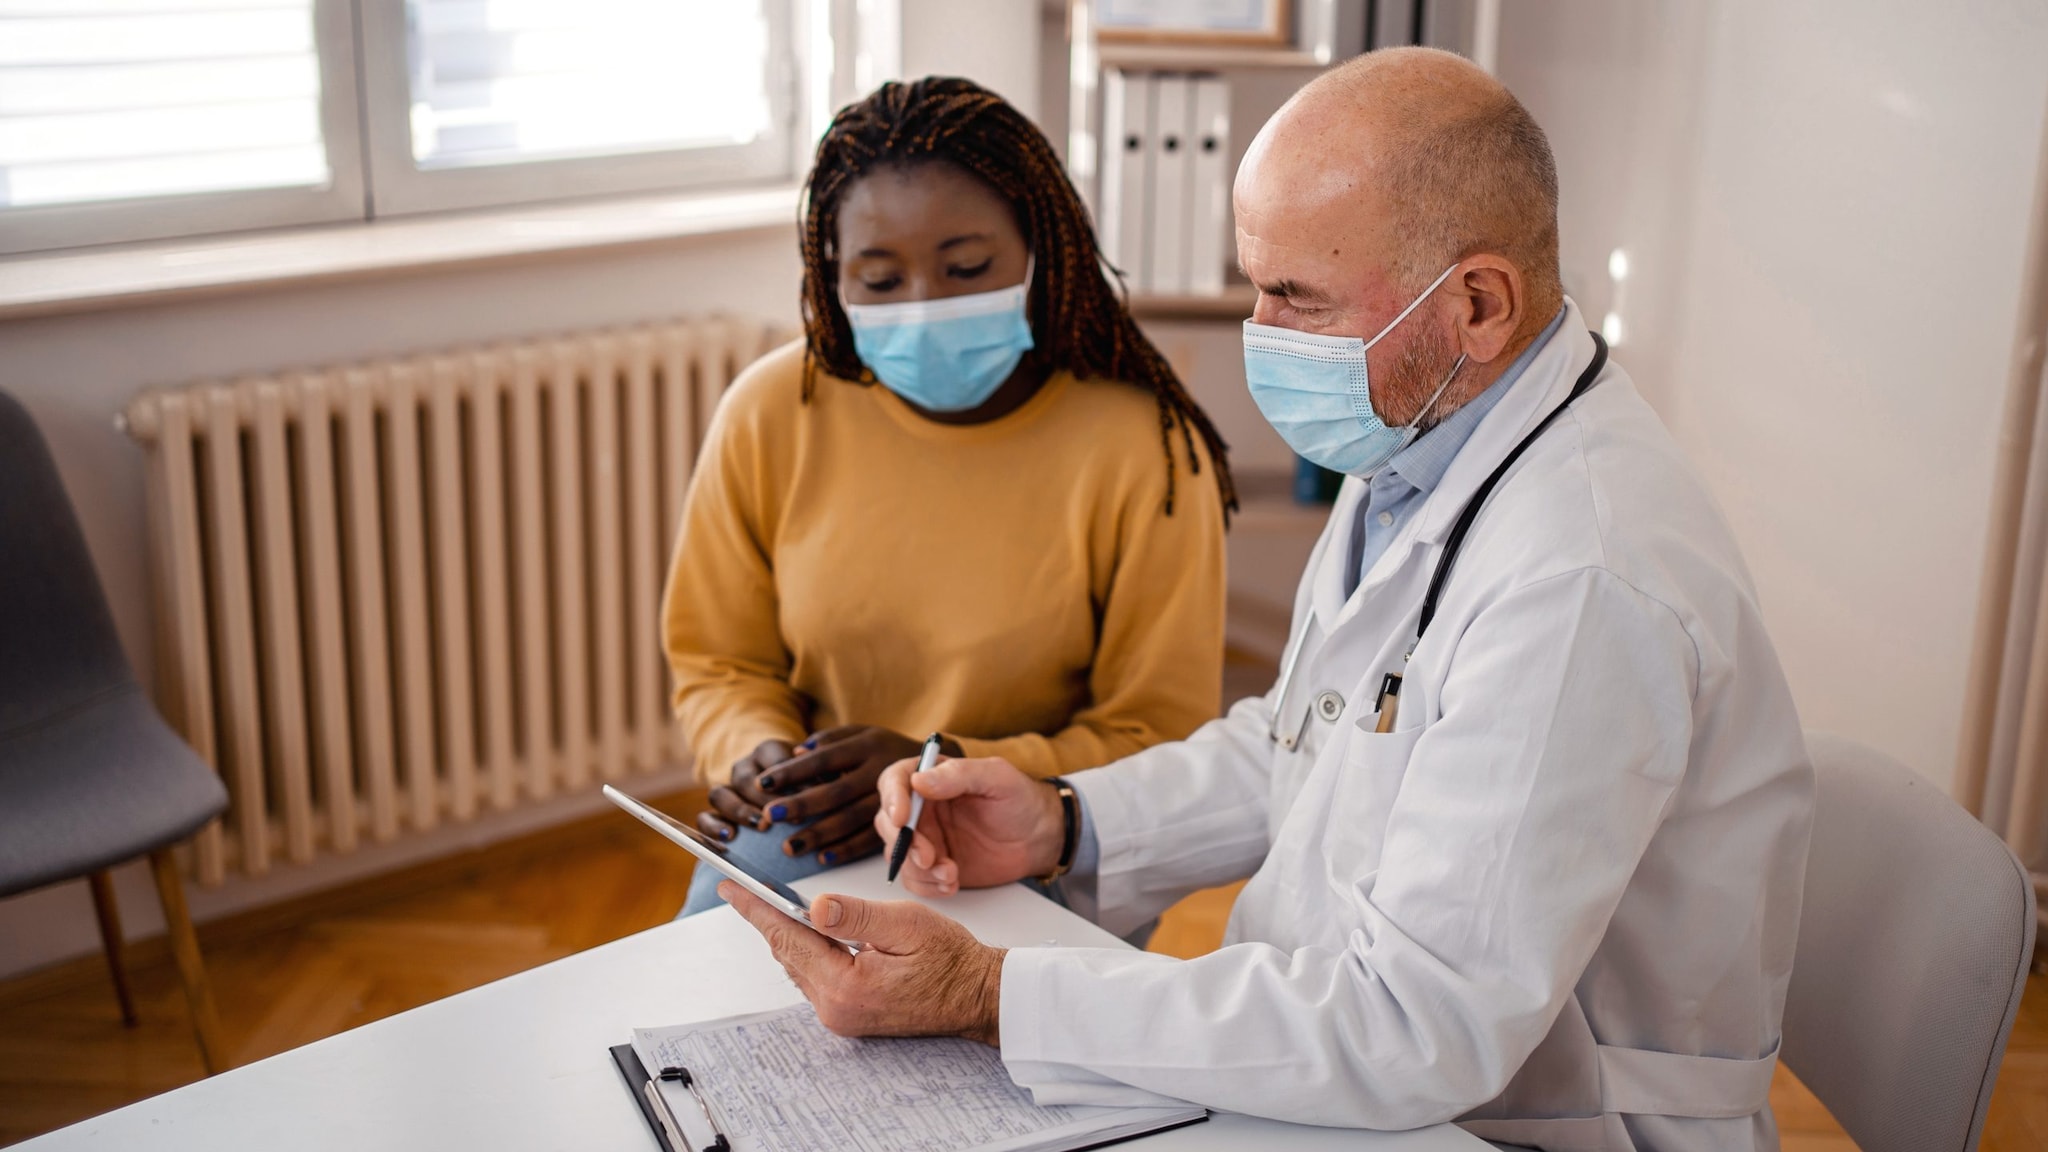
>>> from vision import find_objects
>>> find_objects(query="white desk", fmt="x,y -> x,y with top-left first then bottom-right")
20,857 -> 1485,1151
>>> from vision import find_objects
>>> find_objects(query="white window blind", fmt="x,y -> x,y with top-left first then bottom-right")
0,0 -> 838,252
405,0 -> 777,170
360,0 -> 798,216
0,0 -> 331,210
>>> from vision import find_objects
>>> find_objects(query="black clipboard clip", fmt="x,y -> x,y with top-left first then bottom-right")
657,1065 -> 732,1152
610,1045 -> 731,1152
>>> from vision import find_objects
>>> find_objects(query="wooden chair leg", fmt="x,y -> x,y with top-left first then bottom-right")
147,848 -> 226,1074
86,870 -> 139,1027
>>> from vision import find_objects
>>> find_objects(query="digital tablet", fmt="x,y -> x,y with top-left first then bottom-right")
602,784 -> 862,949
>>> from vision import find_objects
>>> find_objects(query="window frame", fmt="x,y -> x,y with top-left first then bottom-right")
355,0 -> 805,219
0,0 -> 888,257
0,0 -> 369,258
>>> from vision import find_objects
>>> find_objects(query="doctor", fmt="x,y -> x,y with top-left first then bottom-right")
720,47 -> 1814,1152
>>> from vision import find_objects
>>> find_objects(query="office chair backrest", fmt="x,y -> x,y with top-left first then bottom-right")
1782,732 -> 2035,1152
0,390 -> 134,735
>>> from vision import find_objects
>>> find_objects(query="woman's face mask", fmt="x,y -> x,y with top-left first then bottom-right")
842,266 -> 1035,413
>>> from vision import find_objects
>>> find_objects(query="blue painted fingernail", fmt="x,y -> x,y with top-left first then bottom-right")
717,827 -> 731,840
820,852 -> 837,865
768,803 -> 787,821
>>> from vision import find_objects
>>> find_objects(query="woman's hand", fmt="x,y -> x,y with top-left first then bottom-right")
696,739 -> 794,843
755,725 -> 963,864
874,755 -> 1066,897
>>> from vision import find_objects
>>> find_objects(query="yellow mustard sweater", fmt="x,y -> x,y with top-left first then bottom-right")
662,341 -> 1226,787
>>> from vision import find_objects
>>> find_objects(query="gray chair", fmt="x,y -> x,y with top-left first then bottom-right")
0,389 -> 229,1073
1782,732 -> 2036,1152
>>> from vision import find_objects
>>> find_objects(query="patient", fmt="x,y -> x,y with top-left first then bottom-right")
668,76 -> 1234,916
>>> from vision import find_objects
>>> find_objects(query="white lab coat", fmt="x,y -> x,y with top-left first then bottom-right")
998,302 -> 1813,1152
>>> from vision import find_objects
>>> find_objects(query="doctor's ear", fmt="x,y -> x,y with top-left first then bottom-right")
1448,256 -> 1524,365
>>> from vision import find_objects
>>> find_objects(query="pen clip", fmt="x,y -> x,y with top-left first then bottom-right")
1373,672 -> 1404,734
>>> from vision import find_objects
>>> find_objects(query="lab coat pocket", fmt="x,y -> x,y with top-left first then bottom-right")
1323,724 -> 1423,892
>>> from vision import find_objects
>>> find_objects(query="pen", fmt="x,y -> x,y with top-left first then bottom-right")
886,733 -> 943,884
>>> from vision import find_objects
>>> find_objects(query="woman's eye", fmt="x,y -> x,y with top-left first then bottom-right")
860,276 -> 901,292
946,259 -> 993,280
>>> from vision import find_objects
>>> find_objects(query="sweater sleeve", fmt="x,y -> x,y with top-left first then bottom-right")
955,432 -> 1227,779
661,364 -> 809,787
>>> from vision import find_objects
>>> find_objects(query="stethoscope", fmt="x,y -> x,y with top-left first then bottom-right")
1269,332 -> 1610,749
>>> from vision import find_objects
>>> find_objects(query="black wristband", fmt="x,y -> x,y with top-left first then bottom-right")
1041,777 -> 1079,882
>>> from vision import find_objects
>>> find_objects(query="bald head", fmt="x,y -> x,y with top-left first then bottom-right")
1236,48 -> 1563,426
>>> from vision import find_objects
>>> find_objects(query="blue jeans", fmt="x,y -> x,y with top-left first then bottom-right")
674,818 -> 1157,948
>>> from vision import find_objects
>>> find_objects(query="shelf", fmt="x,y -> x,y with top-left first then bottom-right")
1129,284 -> 1257,321
1095,43 -> 1332,71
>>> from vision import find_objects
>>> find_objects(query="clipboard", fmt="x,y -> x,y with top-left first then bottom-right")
609,1015 -> 1208,1152
610,1044 -> 728,1152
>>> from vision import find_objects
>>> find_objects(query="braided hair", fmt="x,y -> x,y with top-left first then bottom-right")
798,75 -> 1237,521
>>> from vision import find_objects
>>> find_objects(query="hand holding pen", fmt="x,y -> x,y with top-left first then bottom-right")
886,733 -> 944,883
874,754 -> 1072,897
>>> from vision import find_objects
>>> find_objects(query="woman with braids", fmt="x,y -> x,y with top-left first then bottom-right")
666,76 -> 1235,916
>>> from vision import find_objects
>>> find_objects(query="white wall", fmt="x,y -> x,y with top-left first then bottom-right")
900,0 -> 1041,116
1498,0 -> 2048,784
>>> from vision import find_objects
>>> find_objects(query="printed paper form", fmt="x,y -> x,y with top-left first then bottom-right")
633,1004 -> 1196,1152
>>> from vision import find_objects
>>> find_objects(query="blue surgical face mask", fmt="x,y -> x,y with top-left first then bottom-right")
842,266 -> 1035,413
1243,263 -> 1466,477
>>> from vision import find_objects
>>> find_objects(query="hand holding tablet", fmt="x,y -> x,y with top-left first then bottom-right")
603,784 -> 864,950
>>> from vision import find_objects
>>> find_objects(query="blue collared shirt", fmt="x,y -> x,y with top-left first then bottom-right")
1344,307 -> 1567,597
1062,308 -> 1569,915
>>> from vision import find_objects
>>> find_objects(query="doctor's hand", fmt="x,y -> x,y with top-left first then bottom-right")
719,881 -> 1005,1046
875,755 -> 1065,897
754,725 -> 964,865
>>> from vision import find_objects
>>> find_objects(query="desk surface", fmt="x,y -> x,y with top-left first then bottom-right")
20,856 -> 1484,1151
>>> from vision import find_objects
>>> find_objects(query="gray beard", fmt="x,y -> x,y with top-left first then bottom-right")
1386,322 -> 1463,432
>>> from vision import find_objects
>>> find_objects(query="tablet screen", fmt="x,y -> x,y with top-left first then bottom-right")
602,785 -> 823,931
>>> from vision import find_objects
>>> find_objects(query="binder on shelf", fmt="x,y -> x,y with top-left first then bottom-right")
1148,73 -> 1194,297
1187,73 -> 1231,298
1099,69 -> 1156,292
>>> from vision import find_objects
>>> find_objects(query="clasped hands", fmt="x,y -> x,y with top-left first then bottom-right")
698,726 -> 963,865
716,749 -> 1070,1048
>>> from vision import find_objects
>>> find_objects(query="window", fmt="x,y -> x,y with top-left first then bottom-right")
358,0 -> 799,215
0,0 -> 366,255
0,0 -> 827,257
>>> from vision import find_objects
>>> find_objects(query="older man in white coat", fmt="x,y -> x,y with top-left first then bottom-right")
719,46 -> 1813,1152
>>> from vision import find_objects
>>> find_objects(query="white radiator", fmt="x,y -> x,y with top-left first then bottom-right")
122,317 -> 785,885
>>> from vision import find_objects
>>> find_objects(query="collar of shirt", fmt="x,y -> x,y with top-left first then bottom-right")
1380,306 -> 1570,499
1346,307 -> 1570,596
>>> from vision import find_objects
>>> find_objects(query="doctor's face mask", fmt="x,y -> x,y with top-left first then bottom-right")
1243,263 -> 1465,477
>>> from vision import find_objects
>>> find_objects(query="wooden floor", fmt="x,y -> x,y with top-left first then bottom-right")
3,791 -> 2045,1149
